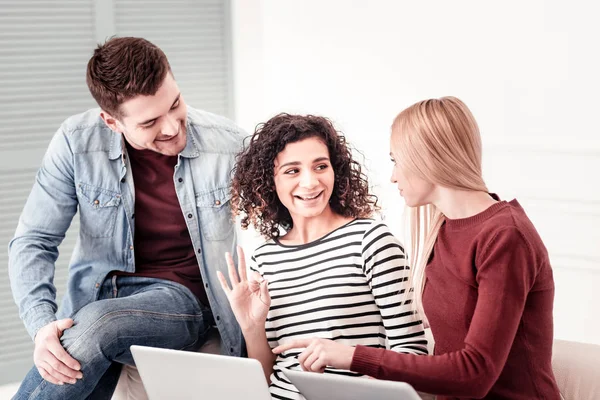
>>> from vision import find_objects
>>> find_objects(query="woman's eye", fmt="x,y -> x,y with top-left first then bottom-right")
315,164 -> 328,171
284,169 -> 299,175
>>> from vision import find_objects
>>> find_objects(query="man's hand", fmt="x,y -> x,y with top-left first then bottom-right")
272,338 -> 356,372
33,319 -> 83,385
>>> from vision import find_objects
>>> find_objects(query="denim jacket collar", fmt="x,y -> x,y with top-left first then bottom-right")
179,121 -> 200,159
108,130 -> 123,160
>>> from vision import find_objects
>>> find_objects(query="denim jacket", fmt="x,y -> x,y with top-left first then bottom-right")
9,107 -> 246,356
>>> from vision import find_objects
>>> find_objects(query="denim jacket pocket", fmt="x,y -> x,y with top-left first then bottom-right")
196,187 -> 234,241
78,183 -> 122,238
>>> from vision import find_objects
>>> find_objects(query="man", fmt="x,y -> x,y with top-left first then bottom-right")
9,37 -> 245,399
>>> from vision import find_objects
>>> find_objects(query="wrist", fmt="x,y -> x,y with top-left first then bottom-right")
242,325 -> 267,341
344,346 -> 356,369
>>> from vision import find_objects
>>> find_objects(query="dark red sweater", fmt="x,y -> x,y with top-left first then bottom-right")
351,199 -> 560,399
113,142 -> 208,305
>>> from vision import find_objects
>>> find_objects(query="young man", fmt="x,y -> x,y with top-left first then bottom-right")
9,37 -> 245,399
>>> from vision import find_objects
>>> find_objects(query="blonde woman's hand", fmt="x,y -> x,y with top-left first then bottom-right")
217,246 -> 270,332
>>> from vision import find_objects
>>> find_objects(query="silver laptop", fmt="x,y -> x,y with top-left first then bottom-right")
283,368 -> 422,400
130,345 -> 271,400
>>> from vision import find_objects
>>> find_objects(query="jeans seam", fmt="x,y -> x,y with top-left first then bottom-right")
65,310 -> 202,355
26,379 -> 47,400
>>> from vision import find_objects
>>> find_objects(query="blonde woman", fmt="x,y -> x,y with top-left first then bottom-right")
274,97 -> 561,399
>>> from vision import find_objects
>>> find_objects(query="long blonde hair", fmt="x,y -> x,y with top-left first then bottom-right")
391,97 -> 488,322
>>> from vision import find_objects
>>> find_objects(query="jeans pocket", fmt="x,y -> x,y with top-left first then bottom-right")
78,183 -> 122,238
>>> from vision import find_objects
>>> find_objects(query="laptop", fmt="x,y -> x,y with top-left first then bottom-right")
130,345 -> 271,400
283,368 -> 422,400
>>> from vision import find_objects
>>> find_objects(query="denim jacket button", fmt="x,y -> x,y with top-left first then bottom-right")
95,283 -> 100,288
129,245 -> 134,250
214,200 -> 221,205
120,177 -> 126,183
93,199 -> 99,205
187,213 -> 193,219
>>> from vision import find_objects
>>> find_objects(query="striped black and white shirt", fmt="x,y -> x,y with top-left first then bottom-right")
250,218 -> 428,400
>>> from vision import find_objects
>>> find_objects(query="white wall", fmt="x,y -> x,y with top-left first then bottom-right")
232,0 -> 600,344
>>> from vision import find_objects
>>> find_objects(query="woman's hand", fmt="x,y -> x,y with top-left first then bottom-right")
217,246 -> 270,332
272,338 -> 356,372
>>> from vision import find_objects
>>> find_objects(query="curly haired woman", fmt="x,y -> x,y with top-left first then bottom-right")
217,113 -> 428,400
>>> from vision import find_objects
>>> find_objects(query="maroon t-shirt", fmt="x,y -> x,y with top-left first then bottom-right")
351,199 -> 560,399
114,141 -> 208,305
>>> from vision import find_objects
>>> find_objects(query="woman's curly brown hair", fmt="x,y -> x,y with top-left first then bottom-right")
231,113 -> 378,239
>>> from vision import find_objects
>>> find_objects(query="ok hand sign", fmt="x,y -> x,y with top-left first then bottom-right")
217,246 -> 270,331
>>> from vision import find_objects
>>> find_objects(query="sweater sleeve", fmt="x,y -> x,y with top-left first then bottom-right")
351,227 -> 538,398
362,221 -> 428,355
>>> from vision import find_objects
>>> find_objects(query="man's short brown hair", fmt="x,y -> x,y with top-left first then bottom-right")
86,37 -> 171,118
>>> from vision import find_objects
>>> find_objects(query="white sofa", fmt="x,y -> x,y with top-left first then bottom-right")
552,339 -> 600,400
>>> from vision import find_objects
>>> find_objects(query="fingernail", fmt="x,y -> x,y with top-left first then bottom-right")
58,382 -> 64,386
70,379 -> 76,384
77,373 -> 83,379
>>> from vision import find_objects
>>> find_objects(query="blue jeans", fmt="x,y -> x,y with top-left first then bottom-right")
14,275 -> 213,400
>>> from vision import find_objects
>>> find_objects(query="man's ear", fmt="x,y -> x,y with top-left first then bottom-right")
100,110 -> 121,133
